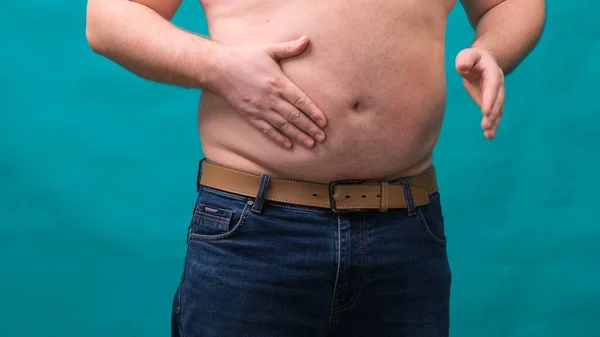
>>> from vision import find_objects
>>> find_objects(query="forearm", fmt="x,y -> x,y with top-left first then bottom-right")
85,0 -> 222,89
469,0 -> 546,75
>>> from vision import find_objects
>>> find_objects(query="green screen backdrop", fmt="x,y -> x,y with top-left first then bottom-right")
1,1 -> 598,336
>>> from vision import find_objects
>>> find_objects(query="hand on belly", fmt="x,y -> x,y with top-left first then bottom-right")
210,35 -> 329,150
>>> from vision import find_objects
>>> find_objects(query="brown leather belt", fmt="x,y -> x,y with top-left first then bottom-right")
198,161 -> 439,212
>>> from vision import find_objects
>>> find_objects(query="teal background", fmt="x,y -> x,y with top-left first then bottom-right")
1,1 -> 598,336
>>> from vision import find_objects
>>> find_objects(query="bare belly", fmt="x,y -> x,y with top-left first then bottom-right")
198,0 -> 455,183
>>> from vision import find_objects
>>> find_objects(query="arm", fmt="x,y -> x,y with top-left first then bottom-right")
455,0 -> 546,140
85,0 -> 221,89
85,0 -> 328,149
461,0 -> 546,75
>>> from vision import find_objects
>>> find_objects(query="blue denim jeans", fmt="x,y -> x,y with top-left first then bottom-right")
171,172 -> 451,337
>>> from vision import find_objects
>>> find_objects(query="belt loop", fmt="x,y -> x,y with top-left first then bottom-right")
400,178 -> 416,216
251,174 -> 271,214
196,158 -> 206,192
379,181 -> 389,212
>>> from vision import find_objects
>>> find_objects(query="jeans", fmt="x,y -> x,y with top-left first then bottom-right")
171,174 -> 451,337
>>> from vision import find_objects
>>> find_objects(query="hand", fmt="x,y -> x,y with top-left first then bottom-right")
455,48 -> 505,140
212,36 -> 327,150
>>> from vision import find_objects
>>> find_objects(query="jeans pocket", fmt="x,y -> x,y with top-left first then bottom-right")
416,192 -> 447,245
188,187 -> 253,242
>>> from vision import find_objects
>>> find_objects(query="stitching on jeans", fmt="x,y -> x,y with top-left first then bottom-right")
176,226 -> 194,337
416,208 -> 447,245
329,215 -> 343,325
194,214 -> 231,225
360,216 -> 368,282
188,202 -> 251,242
332,216 -> 368,313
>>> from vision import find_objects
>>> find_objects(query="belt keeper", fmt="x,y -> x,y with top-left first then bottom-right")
251,174 -> 271,214
379,181 -> 389,212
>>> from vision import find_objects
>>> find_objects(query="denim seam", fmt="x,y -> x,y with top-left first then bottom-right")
329,215 -> 343,325
188,201 -> 252,242
177,230 -> 189,315
360,215 -> 368,285
416,208 -> 447,245
193,213 -> 231,225
176,227 -> 194,337
331,217 -> 368,314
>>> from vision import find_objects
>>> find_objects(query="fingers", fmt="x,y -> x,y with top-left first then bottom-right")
482,86 -> 505,139
274,100 -> 326,143
249,108 -> 322,150
234,55 -> 326,149
457,49 -> 503,116
480,64 -> 503,117
489,86 -> 505,126
261,76 -> 327,149
263,110 -> 320,148
484,113 -> 502,139
279,81 -> 328,128
269,36 -> 310,61
457,48 -> 505,140
248,118 -> 293,150
265,37 -> 328,128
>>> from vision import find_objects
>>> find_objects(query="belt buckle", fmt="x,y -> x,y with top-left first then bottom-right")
328,180 -> 374,213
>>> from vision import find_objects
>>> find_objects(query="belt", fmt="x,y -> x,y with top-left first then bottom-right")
198,161 -> 439,213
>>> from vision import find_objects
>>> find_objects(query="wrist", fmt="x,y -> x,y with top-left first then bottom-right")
198,41 -> 231,92
469,43 -> 503,69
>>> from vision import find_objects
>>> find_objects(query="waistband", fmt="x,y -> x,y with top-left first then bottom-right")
197,161 -> 439,213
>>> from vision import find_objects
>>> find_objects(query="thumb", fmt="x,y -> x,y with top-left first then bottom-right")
269,35 -> 310,61
455,48 -> 481,77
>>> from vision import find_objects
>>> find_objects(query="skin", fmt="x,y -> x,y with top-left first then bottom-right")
86,0 -> 546,183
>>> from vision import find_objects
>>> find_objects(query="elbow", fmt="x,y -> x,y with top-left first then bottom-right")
85,25 -> 100,54
85,16 -> 105,54
85,2 -> 108,54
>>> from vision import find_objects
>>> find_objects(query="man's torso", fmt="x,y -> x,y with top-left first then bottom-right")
197,0 -> 457,183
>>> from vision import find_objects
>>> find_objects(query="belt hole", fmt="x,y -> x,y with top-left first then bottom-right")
377,195 -> 381,198
312,193 -> 318,197
362,195 -> 366,198
345,195 -> 350,198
